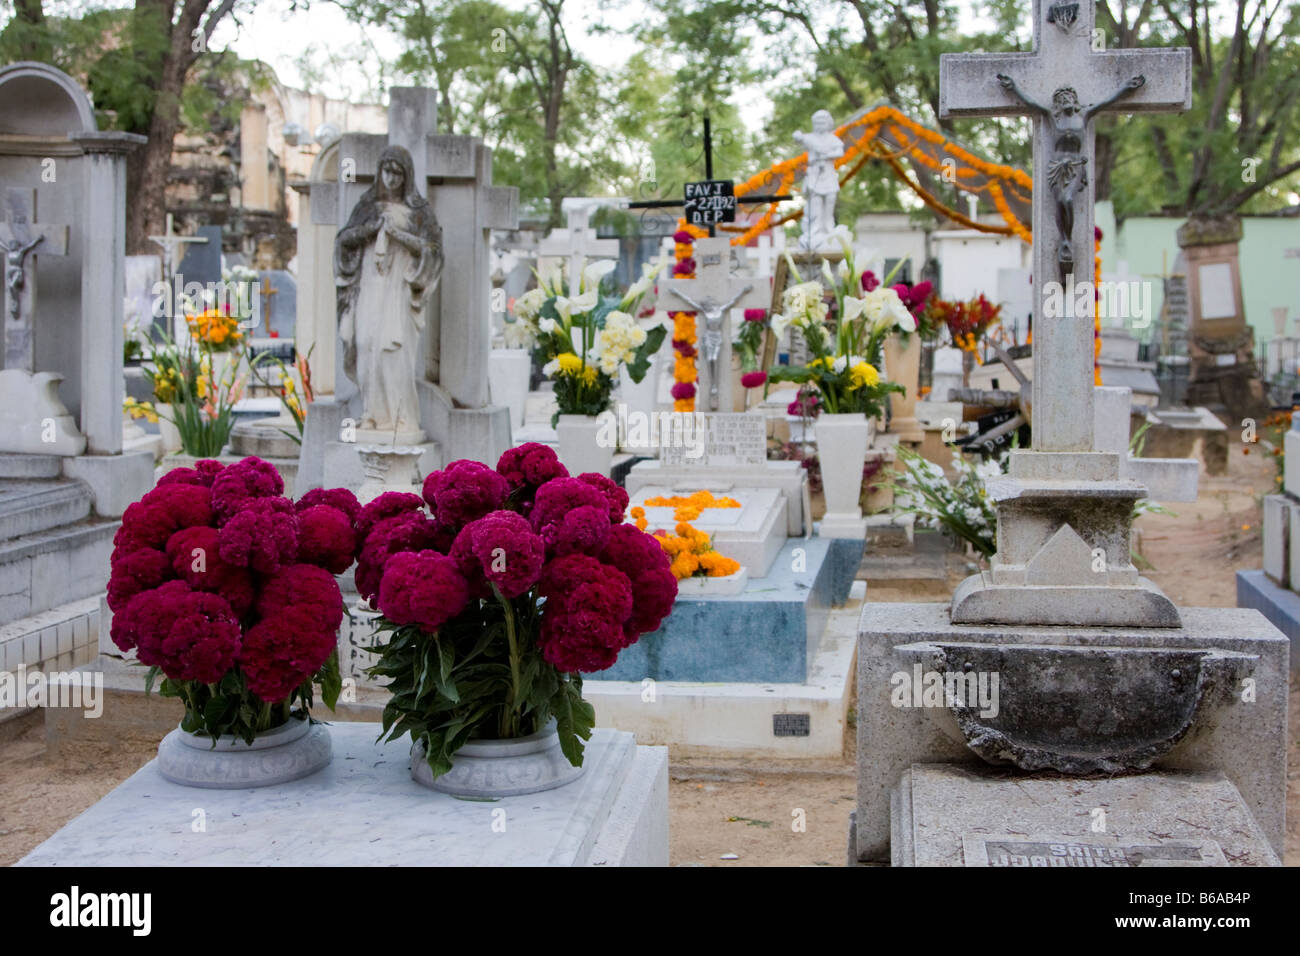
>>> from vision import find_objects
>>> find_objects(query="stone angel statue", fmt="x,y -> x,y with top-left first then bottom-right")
334,144 -> 443,435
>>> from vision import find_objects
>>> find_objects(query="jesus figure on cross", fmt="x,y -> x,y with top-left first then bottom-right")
995,72 -> 1146,280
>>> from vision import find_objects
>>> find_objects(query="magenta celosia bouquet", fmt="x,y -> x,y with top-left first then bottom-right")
363,442 -> 678,778
107,457 -> 357,743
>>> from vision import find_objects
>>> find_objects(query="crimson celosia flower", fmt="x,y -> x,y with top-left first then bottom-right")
239,607 -> 338,703
536,554 -> 634,672
113,580 -> 242,683
354,491 -> 426,548
295,504 -> 356,574
574,472 -> 628,524
106,547 -> 172,613
540,504 -> 610,558
529,477 -> 609,540
376,549 -> 470,633
423,459 -> 509,529
210,456 -> 284,522
741,371 -> 767,389
295,487 -> 361,523
600,524 -> 677,641
449,510 -> 546,598
257,563 -> 344,634
671,382 -> 696,401
354,511 -> 445,603
496,443 -> 568,501
218,496 -> 299,574
164,525 -> 256,616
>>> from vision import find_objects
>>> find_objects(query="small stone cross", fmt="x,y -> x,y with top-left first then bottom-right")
0,188 -> 69,372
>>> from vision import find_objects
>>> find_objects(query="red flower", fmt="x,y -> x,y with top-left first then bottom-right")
164,525 -> 256,616
530,477 -> 609,539
861,270 -> 880,292
156,459 -> 224,488
257,563 -> 344,634
106,547 -> 173,613
741,371 -> 767,389
296,487 -> 361,523
218,496 -> 299,574
673,259 -> 696,276
296,504 -> 356,574
672,229 -> 694,244
114,581 -> 242,683
354,511 -> 445,603
671,382 -> 697,400
355,491 -> 427,546
376,549 -> 471,634
539,505 -> 611,558
210,457 -> 284,522
496,443 -> 569,499
743,309 -> 766,322
449,510 -> 546,598
600,524 -> 677,640
575,472 -> 629,523
239,607 -> 337,703
537,554 -> 634,672
423,459 -> 509,529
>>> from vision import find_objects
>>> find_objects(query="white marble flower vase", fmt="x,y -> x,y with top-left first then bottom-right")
156,717 -> 332,789
816,412 -> 873,539
556,413 -> 614,477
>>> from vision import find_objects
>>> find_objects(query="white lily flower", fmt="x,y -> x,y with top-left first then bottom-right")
821,258 -> 835,285
842,296 -> 867,323
538,317 -> 557,333
537,261 -> 562,297
569,289 -> 599,314
582,259 -> 617,291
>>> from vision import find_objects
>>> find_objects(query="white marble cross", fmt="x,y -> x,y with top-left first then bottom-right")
538,203 -> 620,291
147,212 -> 206,283
1,188 -> 69,372
940,0 -> 1190,452
746,230 -> 786,278
663,236 -> 771,410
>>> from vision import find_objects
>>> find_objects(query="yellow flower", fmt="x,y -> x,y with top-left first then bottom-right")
556,352 -> 583,376
581,366 -> 599,386
848,362 -> 879,391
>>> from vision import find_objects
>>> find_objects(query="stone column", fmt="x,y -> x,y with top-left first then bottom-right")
72,131 -> 145,455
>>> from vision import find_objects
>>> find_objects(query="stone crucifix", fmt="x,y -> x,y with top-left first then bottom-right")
1,188 -> 69,372
940,0 -> 1190,453
147,212 -> 207,283
662,237 -> 771,411
538,201 -> 622,293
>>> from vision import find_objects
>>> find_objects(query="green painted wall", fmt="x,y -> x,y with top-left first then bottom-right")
1096,200 -> 1300,347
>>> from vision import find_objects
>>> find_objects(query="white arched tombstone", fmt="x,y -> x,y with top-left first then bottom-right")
0,62 -> 150,514
292,137 -> 340,396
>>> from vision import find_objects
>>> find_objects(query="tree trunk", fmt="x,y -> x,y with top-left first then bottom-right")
12,0 -> 53,61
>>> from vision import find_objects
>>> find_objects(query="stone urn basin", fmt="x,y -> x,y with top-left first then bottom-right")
896,641 -> 1256,774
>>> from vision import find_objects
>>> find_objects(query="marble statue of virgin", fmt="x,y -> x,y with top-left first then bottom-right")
334,144 -> 443,435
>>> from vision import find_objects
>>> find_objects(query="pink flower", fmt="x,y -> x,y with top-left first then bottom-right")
860,270 -> 880,292
575,472 -> 629,524
529,477 -> 609,539
741,371 -> 767,389
743,308 -> 766,322
671,382 -> 697,401
296,487 -> 361,523
354,512 -> 446,603
210,457 -> 284,522
449,510 -> 546,598
540,505 -> 610,558
257,563 -> 344,634
423,459 -> 509,529
600,524 -> 677,641
296,505 -> 356,574
239,607 -> 338,703
672,229 -> 694,243
155,459 -> 224,488
355,491 -> 426,547
164,525 -> 256,616
218,496 -> 299,575
496,443 -> 568,502
114,581 -> 242,683
673,259 -> 696,277
106,547 -> 173,613
376,550 -> 471,633
537,554 -> 634,672
115,483 -> 213,552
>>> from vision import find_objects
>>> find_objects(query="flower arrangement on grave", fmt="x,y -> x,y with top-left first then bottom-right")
107,458 -> 355,743
765,240 -> 911,417
363,443 -> 678,778
249,346 -> 315,445
889,445 -> 1006,557
670,223 -> 708,411
187,306 -> 243,351
508,258 -> 665,423
736,308 -> 772,390
630,504 -> 742,580
143,332 -> 247,457
929,293 -> 1002,360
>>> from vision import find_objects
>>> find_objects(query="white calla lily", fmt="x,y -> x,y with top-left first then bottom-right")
582,259 -> 617,290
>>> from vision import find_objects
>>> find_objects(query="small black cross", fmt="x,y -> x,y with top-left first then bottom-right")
628,115 -> 791,237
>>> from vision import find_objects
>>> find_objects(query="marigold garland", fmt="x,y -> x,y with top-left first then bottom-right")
669,220 -> 708,412
630,507 -> 741,580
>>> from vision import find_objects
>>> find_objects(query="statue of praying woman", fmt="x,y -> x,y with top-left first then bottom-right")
995,73 -> 1145,281
334,144 -> 443,436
